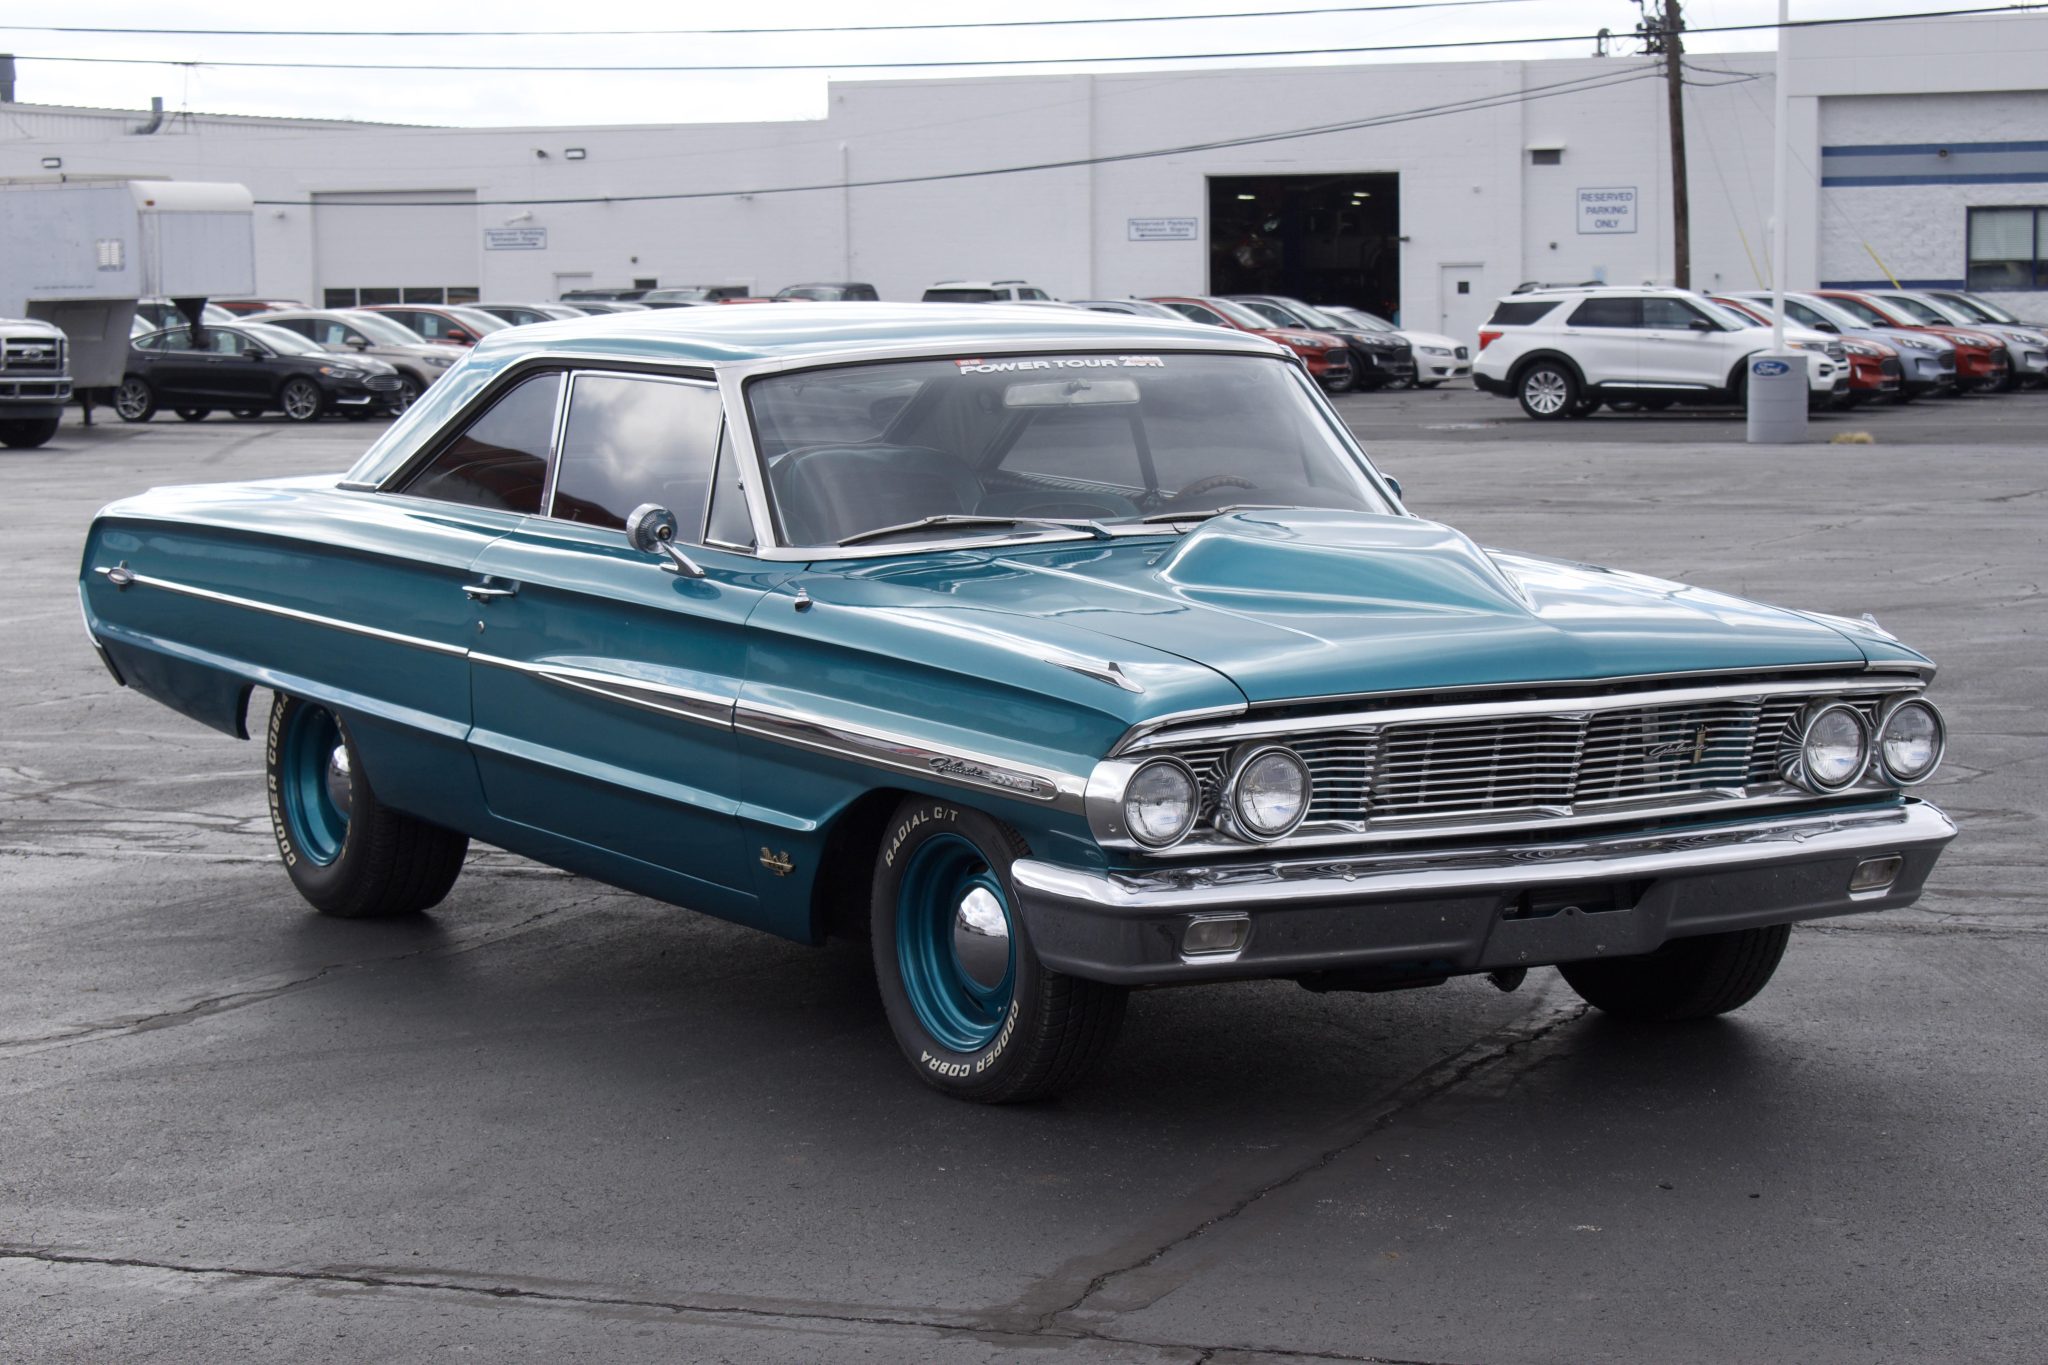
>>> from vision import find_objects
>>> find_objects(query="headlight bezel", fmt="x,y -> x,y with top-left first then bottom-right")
1120,756 -> 1201,849
1876,698 -> 1945,785
1218,743 -> 1312,843
1783,700 -> 1872,793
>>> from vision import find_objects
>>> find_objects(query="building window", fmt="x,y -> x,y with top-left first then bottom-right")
1529,148 -> 1563,166
1967,207 -> 2043,291
318,286 -> 480,307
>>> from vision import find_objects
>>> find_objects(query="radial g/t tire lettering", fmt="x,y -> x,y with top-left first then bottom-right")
870,796 -> 1126,1103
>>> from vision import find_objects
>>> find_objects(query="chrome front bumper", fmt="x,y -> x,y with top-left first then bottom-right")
1011,800 -> 1955,985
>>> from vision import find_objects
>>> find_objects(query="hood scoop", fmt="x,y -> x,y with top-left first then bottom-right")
1158,510 -> 1534,617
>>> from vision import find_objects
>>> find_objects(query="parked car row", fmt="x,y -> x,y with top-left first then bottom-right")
1472,284 -> 2044,420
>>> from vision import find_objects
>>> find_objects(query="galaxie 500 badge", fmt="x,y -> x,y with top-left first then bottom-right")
955,356 -> 1166,374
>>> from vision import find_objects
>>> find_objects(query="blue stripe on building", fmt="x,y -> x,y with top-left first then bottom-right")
1820,141 -> 2048,188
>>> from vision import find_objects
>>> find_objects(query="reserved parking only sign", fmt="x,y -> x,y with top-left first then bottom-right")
1576,187 -> 1638,234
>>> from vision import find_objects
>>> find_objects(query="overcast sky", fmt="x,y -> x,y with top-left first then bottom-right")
1,1 -> 1962,127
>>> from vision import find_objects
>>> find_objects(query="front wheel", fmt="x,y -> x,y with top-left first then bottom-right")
279,377 -> 324,423
114,377 -> 157,422
871,798 -> 1126,1103
0,417 -> 60,449
265,693 -> 468,918
1517,362 -> 1578,420
1558,923 -> 1790,1022
394,375 -> 423,409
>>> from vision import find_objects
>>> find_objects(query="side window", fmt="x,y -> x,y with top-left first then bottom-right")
1641,297 -> 1707,329
1020,288 -> 1050,301
551,375 -> 724,536
1166,301 -> 1226,326
398,371 -> 562,514
267,318 -> 313,339
207,330 -> 249,355
1566,297 -> 1641,328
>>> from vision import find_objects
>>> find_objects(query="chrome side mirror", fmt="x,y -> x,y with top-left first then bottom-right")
625,503 -> 705,578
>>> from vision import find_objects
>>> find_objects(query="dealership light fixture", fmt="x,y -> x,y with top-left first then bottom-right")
1236,193 -> 1256,201
41,156 -> 62,169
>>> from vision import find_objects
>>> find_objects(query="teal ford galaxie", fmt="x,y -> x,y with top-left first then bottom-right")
80,305 -> 1955,1102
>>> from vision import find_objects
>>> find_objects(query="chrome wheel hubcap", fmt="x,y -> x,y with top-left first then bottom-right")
951,886 -> 1012,991
324,744 -> 353,817
284,385 -> 318,419
1526,371 -> 1568,413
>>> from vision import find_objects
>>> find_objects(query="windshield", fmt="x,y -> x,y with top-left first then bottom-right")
1328,307 -> 1395,332
1784,294 -> 1865,332
1946,292 -> 2019,324
747,353 -> 1394,547
1878,294 -> 1951,326
1694,297 -> 1762,329
925,288 -> 1002,304
1824,295 -> 1893,328
1205,297 -> 1287,330
240,323 -> 327,356
341,311 -> 431,345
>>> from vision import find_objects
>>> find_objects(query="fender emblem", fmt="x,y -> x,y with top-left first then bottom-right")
759,848 -> 795,877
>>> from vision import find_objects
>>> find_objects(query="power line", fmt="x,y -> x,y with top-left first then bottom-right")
0,1 -> 1556,40
258,66 -> 1664,208
12,6 -> 2036,72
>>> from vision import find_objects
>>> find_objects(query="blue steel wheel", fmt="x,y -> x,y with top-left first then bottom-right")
870,797 -> 1127,1103
895,833 -> 1016,1052
264,693 -> 469,918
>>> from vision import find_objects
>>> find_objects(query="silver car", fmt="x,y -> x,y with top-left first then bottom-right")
1728,291 -> 1958,400
258,309 -> 464,409
1867,290 -> 2047,390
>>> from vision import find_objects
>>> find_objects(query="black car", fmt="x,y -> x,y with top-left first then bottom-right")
114,322 -> 405,424
1228,295 -> 1417,389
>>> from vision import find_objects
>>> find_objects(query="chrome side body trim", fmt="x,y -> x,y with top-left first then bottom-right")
470,653 -> 733,730
88,568 -> 469,658
734,699 -> 1085,811
1015,800 -> 1955,912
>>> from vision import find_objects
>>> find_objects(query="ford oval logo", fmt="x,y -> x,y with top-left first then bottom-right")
1752,358 -> 1791,377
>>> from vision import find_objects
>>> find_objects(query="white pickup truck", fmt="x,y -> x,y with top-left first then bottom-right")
0,317 -> 71,448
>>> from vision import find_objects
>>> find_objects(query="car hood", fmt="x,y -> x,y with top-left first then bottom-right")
814,510 -> 1878,704
1397,329 -> 1463,351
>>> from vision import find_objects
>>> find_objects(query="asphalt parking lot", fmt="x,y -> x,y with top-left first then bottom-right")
3,389 -> 2043,1363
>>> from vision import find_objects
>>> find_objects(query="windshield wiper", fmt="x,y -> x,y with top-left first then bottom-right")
837,513 -> 1112,547
1136,503 -> 1290,525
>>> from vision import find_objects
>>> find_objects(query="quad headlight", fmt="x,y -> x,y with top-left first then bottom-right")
1122,757 -> 1199,848
1220,744 -> 1312,841
1784,701 -> 1870,793
1877,699 -> 1945,784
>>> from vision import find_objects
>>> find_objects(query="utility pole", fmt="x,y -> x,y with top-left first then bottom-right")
1637,0 -> 1691,288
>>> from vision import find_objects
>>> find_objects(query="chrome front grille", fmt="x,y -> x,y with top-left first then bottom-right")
1,338 -> 64,372
1133,677 -> 1919,849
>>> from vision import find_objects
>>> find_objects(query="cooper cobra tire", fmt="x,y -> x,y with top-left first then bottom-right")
870,796 -> 1126,1103
1517,361 -> 1578,420
265,693 -> 468,918
114,376 -> 157,422
1557,923 -> 1791,1022
174,407 -> 213,422
280,377 -> 324,423
0,417 -> 60,449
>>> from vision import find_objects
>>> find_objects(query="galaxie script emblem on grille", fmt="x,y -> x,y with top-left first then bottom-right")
1648,724 -> 1714,766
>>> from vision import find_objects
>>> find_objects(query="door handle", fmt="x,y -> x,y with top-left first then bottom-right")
462,579 -> 519,601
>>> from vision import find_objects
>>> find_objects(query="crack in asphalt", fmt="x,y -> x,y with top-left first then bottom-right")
0,1246 -> 1475,1365
1028,998 -> 1590,1336
0,894 -> 606,1059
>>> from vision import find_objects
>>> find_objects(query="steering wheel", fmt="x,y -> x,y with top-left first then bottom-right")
1168,473 -> 1258,505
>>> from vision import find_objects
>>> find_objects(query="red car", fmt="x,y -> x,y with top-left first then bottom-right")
1147,295 -> 1357,392
357,304 -> 510,348
1813,291 -> 2008,393
1711,296 -> 1901,406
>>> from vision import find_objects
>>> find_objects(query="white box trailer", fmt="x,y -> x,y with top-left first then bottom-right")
0,180 -> 256,389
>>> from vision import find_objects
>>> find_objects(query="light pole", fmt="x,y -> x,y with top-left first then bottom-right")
1747,0 -> 1810,442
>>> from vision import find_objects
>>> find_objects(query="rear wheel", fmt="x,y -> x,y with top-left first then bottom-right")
114,377 -> 157,422
1558,923 -> 1791,1022
280,377 -> 324,423
265,693 -> 468,918
871,797 -> 1125,1103
0,417 -> 60,449
1516,362 -> 1578,420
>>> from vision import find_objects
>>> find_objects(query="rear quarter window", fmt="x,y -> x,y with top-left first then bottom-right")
1486,300 -> 1563,327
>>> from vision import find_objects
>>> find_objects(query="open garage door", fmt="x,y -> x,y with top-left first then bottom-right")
1207,173 -> 1399,318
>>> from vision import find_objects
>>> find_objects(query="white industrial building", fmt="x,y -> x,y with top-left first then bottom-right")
2,11 -> 2043,337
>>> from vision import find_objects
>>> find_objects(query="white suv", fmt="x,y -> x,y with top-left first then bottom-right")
1472,286 -> 1846,419
921,280 -> 1059,304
